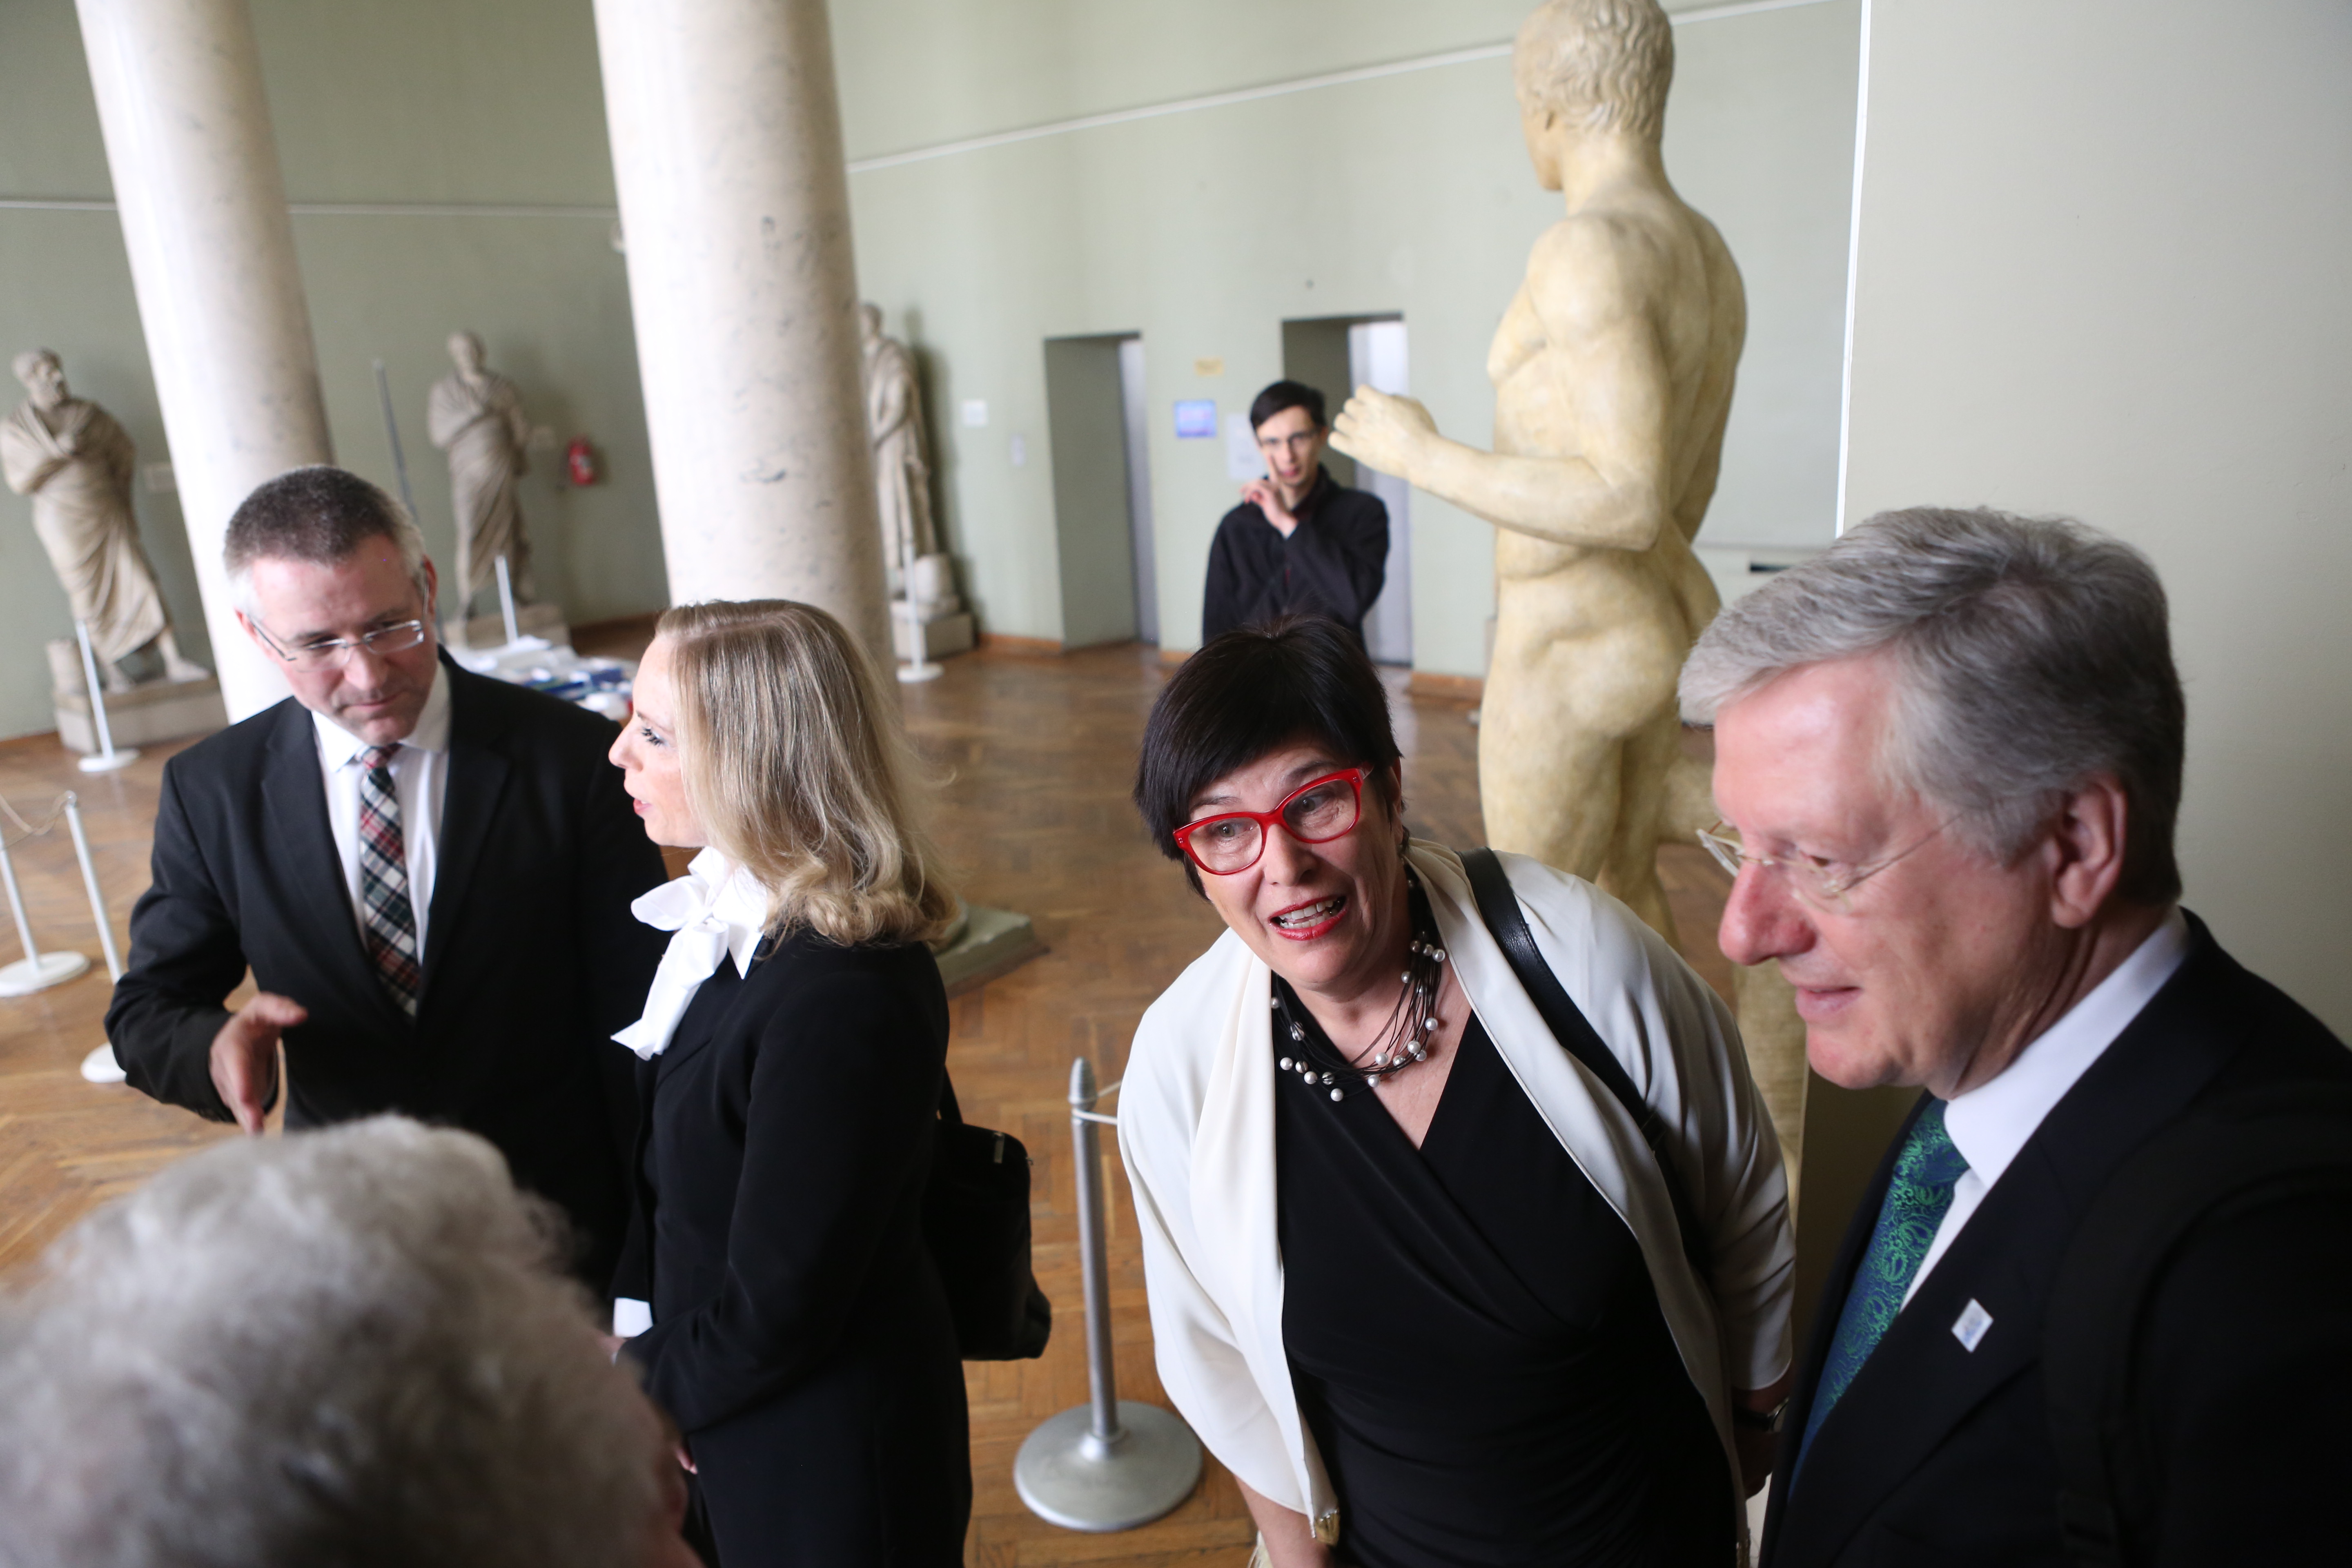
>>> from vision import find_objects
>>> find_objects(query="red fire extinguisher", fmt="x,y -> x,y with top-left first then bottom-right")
565,438 -> 599,486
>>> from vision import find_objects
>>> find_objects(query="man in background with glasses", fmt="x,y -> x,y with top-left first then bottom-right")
1682,507 -> 2350,1566
1201,380 -> 1388,648
107,465 -> 667,1291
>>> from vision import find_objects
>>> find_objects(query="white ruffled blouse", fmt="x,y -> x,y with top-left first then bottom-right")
611,850 -> 772,1339
611,847 -> 772,1060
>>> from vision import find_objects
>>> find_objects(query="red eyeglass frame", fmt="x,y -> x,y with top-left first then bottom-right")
1172,767 -> 1370,875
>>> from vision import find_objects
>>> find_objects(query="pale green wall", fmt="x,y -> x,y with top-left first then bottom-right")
1,0 -> 1856,740
841,0 -> 1861,670
0,0 -> 665,740
1842,0 -> 2352,1033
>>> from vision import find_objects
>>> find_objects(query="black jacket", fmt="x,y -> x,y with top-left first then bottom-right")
1202,465 -> 1389,644
616,930 -> 969,1564
107,655 -> 667,1285
1763,915 -> 2352,1567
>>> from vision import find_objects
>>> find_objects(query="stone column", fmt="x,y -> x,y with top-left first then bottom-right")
592,0 -> 891,664
76,0 -> 333,721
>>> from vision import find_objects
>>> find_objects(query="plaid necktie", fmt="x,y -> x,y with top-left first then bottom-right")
356,744 -> 421,1015
1796,1097 -> 1969,1477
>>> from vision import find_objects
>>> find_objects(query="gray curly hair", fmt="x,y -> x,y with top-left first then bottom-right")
0,1117 -> 674,1568
1679,506 -> 2185,905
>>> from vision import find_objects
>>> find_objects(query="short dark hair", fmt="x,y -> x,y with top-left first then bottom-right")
223,466 -> 427,609
1135,616 -> 1402,893
1249,380 -> 1327,433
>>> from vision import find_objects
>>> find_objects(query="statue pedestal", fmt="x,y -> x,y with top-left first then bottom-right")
47,641 -> 226,754
892,598 -> 974,663
449,600 -> 569,651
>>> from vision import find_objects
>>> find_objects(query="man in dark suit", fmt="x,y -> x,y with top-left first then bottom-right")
1679,506 -> 2351,1566
109,466 -> 667,1287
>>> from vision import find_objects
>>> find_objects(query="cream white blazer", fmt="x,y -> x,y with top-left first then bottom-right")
1118,844 -> 1795,1552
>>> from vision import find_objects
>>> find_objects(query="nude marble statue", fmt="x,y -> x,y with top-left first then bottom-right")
428,331 -> 534,613
4,350 -> 206,690
861,303 -> 939,590
1333,0 -> 1738,940
1334,0 -> 1810,1185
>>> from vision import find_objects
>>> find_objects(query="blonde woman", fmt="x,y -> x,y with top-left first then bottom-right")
606,600 -> 968,1566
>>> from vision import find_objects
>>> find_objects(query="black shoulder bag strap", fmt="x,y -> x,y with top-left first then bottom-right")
1460,847 -> 1711,1285
2043,1082 -> 2352,1568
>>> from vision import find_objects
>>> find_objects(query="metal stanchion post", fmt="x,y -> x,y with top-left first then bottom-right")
73,620 -> 140,773
0,829 -> 90,997
494,555 -> 523,648
1013,1057 -> 1202,1531
63,794 -> 129,1083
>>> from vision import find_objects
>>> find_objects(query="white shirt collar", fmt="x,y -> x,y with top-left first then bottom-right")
610,849 -> 773,1060
311,662 -> 452,765
1942,908 -> 2192,1188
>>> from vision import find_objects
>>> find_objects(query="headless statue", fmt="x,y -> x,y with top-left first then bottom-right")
4,350 -> 207,692
428,330 -> 534,615
1333,0 -> 1807,1183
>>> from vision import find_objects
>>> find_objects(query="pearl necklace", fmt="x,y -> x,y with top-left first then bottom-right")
1273,880 -> 1447,1104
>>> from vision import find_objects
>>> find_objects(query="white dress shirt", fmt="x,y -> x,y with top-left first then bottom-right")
1903,908 -> 2191,1305
312,666 -> 452,958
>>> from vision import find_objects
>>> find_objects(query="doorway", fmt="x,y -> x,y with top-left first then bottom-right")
1042,332 -> 1157,648
1281,315 -> 1412,664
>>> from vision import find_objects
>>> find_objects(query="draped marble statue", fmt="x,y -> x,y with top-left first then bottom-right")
4,350 -> 206,691
860,304 -> 938,585
1331,0 -> 1807,1183
428,331 -> 534,612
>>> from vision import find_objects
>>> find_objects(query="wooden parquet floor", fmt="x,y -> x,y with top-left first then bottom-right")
0,641 -> 1734,1567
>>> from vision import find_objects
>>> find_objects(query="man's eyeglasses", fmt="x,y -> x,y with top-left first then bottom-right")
1696,818 -> 1952,912
1174,768 -> 1368,876
250,618 -> 429,671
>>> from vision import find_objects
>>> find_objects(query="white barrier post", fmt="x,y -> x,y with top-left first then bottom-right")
494,554 -> 522,648
74,620 -> 140,773
0,824 -> 90,997
62,793 -> 131,1083
1011,1057 -> 1202,1532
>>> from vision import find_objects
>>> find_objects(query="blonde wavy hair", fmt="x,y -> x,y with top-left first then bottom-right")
658,599 -> 958,947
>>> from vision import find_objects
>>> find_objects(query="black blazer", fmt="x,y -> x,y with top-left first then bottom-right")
1763,915 -> 2352,1567
617,929 -> 969,1563
108,655 -> 668,1283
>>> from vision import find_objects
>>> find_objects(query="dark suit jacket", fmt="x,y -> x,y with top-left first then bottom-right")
1763,915 -> 2352,1568
108,654 -> 668,1285
616,931 -> 968,1563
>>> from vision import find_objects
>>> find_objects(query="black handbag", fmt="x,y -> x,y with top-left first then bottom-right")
922,1073 -> 1052,1360
1460,847 -> 1711,1286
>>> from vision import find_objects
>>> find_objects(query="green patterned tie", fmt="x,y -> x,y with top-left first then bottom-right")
1796,1098 -> 1968,1476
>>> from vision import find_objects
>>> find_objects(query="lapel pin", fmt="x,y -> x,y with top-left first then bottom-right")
1951,1298 -> 1993,1352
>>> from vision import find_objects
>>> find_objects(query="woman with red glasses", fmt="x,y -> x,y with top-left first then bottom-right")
1118,617 -> 1794,1568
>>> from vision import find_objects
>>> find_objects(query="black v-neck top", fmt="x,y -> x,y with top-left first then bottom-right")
1276,1013 -> 1731,1567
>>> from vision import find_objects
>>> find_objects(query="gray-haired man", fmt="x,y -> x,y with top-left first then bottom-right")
1683,508 -> 2350,1566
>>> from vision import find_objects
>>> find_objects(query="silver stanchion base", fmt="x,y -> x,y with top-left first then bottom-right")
1013,1401 -> 1203,1533
78,747 -> 140,773
896,660 -> 943,684
0,950 -> 89,996
80,1042 -> 127,1084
